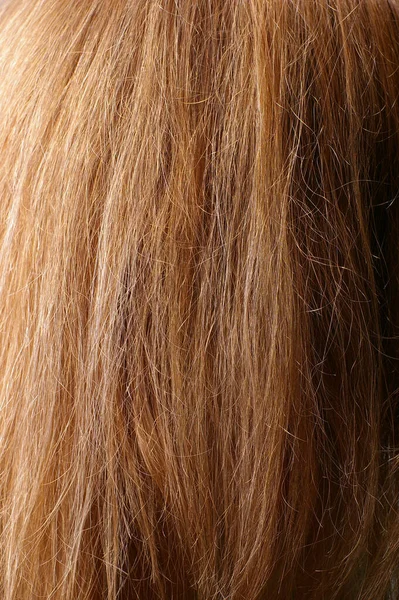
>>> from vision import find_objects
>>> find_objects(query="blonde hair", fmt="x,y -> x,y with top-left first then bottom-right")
1,0 -> 399,598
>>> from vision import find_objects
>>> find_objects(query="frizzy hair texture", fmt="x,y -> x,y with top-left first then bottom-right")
1,0 -> 399,598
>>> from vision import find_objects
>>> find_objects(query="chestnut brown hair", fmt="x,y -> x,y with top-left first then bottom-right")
1,1 -> 399,598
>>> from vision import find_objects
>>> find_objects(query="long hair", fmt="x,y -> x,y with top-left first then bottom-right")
1,1 -> 399,598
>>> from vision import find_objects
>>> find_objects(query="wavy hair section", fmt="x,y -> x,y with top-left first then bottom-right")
1,1 -> 399,598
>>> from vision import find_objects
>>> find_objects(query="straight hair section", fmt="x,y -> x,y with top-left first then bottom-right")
1,1 -> 399,598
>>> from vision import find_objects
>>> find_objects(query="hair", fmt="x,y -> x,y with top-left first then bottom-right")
2,0 -> 399,598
